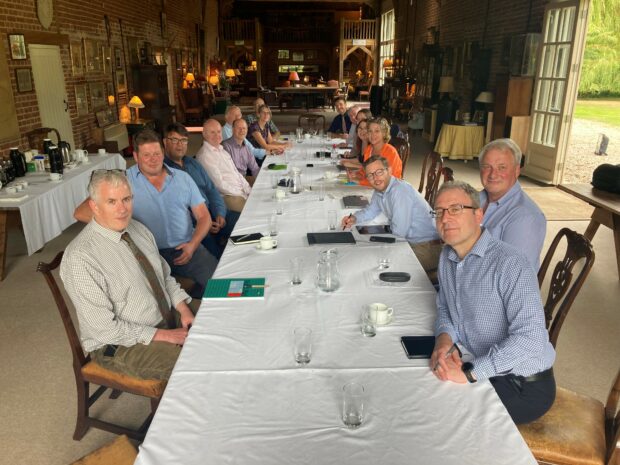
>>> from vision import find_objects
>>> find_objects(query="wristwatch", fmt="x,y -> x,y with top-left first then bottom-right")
462,362 -> 477,383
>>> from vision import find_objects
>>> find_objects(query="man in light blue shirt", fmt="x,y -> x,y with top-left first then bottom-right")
478,138 -> 546,270
128,130 -> 217,298
222,105 -> 267,162
341,155 -> 441,272
431,180 -> 555,424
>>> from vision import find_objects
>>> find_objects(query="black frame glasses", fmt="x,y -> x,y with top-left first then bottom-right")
430,204 -> 477,219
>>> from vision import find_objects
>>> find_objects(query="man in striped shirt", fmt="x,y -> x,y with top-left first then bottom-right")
61,170 -> 193,380
430,181 -> 556,424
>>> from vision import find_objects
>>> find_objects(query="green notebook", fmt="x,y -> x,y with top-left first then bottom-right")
203,278 -> 266,300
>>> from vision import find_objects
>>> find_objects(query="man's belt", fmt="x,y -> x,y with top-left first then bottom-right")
519,367 -> 554,383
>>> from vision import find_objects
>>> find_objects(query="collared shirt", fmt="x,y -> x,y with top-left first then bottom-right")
164,155 -> 227,219
354,177 -> 439,244
127,165 -> 205,249
195,141 -> 251,199
328,113 -> 352,134
346,123 -> 357,146
435,229 -> 555,381
222,122 -> 266,160
60,219 -> 190,352
247,121 -> 272,149
480,181 -> 546,270
245,114 -> 279,135
221,137 -> 260,176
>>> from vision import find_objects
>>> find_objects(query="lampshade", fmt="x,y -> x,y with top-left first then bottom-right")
251,61 -> 257,68
128,96 -> 145,109
107,95 -> 115,106
234,69 -> 241,76
208,75 -> 220,86
475,91 -> 494,104
185,72 -> 195,83
225,68 -> 236,78
383,59 -> 393,68
288,71 -> 300,82
355,70 -> 362,76
438,76 -> 455,93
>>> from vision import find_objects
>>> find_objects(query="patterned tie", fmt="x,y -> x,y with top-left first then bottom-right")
121,232 -> 176,329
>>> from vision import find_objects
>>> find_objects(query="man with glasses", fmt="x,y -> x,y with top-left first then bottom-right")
430,180 -> 556,424
478,138 -> 546,270
341,155 -> 440,271
61,170 -> 193,380
163,123 -> 238,259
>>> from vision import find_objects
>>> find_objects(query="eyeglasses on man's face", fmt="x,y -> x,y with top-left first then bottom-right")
366,168 -> 386,180
166,137 -> 189,145
430,204 -> 476,219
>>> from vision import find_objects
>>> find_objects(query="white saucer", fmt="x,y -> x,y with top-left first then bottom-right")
255,244 -> 277,252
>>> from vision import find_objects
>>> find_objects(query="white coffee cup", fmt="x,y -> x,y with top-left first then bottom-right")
50,172 -> 63,182
20,181 -> 29,188
258,236 -> 278,250
5,186 -> 17,194
98,148 -> 106,155
304,133 -> 311,140
275,188 -> 286,200
15,183 -> 23,191
369,303 -> 394,325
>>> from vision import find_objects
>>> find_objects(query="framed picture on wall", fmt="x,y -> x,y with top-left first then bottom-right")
115,70 -> 127,93
70,41 -> 84,76
292,52 -> 304,62
74,84 -> 88,115
8,34 -> 27,60
277,50 -> 289,60
89,82 -> 106,109
84,39 -> 102,72
15,68 -> 33,92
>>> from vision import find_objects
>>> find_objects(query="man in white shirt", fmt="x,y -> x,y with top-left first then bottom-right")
196,118 -> 251,213
61,170 -> 193,380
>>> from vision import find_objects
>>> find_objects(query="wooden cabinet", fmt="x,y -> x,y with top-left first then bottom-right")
131,65 -> 174,132
492,75 -> 533,146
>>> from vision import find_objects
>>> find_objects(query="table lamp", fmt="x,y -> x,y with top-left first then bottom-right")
475,91 -> 494,106
225,68 -> 235,79
475,91 -> 495,125
288,71 -> 300,87
128,96 -> 145,121
185,72 -> 195,88
438,76 -> 455,97
208,75 -> 220,89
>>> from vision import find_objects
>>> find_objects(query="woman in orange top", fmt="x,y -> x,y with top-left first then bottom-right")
351,117 -> 402,185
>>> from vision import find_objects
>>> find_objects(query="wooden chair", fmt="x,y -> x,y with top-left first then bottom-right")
37,252 -> 166,441
298,113 -> 326,133
359,83 -> 372,101
441,166 -> 454,183
418,151 -> 443,206
178,88 -> 204,126
518,367 -> 619,465
26,127 -> 62,152
538,228 -> 595,347
390,137 -> 410,178
70,435 -> 137,465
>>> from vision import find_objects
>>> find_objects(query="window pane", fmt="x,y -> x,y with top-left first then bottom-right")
549,80 -> 565,113
559,7 -> 576,42
535,80 -> 551,112
545,9 -> 559,42
540,45 -> 556,78
544,115 -> 559,147
554,44 -> 571,78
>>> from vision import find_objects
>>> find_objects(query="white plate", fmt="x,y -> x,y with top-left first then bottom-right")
375,314 -> 393,326
255,244 -> 278,253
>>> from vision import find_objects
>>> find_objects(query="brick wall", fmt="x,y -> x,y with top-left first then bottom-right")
0,0 -> 204,156
389,0 -> 546,110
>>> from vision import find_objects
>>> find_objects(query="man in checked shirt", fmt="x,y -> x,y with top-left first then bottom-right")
61,170 -> 193,380
430,181 -> 556,424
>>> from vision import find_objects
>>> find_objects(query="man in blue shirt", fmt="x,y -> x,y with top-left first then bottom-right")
221,105 -> 268,163
127,130 -> 217,298
341,155 -> 441,272
478,138 -> 546,270
163,123 -> 238,259
430,180 -> 556,424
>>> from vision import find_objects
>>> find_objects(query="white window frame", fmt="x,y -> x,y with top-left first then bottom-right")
379,9 -> 395,85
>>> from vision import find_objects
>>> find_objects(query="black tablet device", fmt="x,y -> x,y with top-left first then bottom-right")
401,336 -> 436,359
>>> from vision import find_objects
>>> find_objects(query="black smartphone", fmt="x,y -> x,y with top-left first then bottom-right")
369,236 -> 396,243
356,225 -> 392,234
306,163 -> 314,167
229,233 -> 263,245
401,336 -> 436,359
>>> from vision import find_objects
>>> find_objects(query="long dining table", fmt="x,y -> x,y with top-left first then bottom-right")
134,138 -> 536,465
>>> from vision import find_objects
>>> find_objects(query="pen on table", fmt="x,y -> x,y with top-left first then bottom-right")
247,284 -> 270,288
343,213 -> 352,230
433,343 -> 459,371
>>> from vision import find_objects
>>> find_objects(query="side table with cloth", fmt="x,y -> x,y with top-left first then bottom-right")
134,137 -> 537,465
434,123 -> 485,160
0,153 -> 126,280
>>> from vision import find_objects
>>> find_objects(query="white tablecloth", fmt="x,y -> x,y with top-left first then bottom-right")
0,154 -> 125,254
135,139 -> 536,465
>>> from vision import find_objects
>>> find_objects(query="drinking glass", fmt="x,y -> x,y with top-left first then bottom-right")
275,199 -> 284,215
328,210 -> 337,231
377,257 -> 391,270
294,327 -> 312,365
360,307 -> 377,337
269,214 -> 278,236
318,183 -> 326,201
290,257 -> 303,285
342,382 -> 365,428
271,173 -> 279,189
